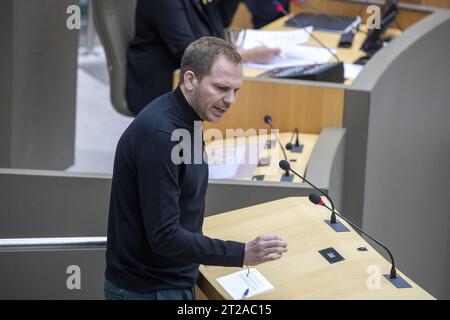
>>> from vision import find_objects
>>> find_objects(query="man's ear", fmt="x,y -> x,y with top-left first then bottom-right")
183,71 -> 197,91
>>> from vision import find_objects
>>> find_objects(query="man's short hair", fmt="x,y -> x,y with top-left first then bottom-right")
180,37 -> 242,84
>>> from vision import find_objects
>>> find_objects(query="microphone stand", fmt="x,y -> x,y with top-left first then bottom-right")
309,193 -> 412,289
287,128 -> 303,153
279,160 -> 351,232
279,141 -> 293,182
264,117 -> 277,150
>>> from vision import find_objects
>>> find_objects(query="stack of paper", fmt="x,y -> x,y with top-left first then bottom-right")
216,268 -> 274,300
237,27 -> 337,70
245,45 -> 336,70
238,28 -> 312,50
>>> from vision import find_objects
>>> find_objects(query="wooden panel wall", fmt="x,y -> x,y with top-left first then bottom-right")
203,79 -> 344,134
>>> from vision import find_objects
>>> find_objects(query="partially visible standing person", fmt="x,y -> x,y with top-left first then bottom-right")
106,37 -> 288,300
243,0 -> 290,29
126,0 -> 280,115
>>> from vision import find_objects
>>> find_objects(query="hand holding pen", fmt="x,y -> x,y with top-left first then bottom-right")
239,46 -> 281,64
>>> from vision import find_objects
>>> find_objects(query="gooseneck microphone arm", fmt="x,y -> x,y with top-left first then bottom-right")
279,141 -> 289,173
289,130 -> 295,145
274,130 -> 290,177
309,193 -> 397,279
279,160 -> 336,222
294,128 -> 300,146
273,0 -> 341,63
286,128 -> 301,151
265,116 -> 290,177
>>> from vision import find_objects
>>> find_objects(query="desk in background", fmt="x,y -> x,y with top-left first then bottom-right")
205,132 -> 319,183
243,15 -> 401,80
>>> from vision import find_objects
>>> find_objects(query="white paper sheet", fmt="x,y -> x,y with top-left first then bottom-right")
344,63 -> 364,80
216,268 -> 274,300
238,28 -> 313,50
244,45 -> 335,70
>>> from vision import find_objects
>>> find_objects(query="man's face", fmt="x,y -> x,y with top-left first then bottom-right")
187,55 -> 243,123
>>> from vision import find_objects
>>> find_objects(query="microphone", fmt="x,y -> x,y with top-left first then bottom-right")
273,0 -> 341,63
279,159 -> 336,222
285,128 -> 295,149
278,160 -> 411,288
286,128 -> 303,153
263,114 -> 273,126
264,116 -> 293,182
263,115 -> 276,149
308,192 -> 399,281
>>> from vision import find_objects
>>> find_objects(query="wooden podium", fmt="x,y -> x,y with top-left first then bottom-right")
198,197 -> 434,299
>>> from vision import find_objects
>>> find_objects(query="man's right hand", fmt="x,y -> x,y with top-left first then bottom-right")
239,47 -> 281,64
243,235 -> 288,266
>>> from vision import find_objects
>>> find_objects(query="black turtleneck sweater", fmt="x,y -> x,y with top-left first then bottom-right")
105,86 -> 245,293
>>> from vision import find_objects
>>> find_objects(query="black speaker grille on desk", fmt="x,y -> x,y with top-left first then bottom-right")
258,62 -> 344,83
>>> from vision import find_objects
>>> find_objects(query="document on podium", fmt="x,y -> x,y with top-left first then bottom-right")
237,28 -> 312,50
216,268 -> 274,300
244,45 -> 335,70
236,27 -> 341,71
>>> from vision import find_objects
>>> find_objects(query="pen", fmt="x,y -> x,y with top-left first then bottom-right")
241,288 -> 249,300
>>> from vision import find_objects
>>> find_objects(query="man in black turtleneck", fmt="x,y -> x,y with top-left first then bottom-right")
105,37 -> 287,300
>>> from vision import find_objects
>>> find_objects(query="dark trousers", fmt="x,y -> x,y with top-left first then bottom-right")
104,278 -> 195,300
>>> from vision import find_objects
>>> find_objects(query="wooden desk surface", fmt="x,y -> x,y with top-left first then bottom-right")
205,132 -> 318,183
198,197 -> 434,300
